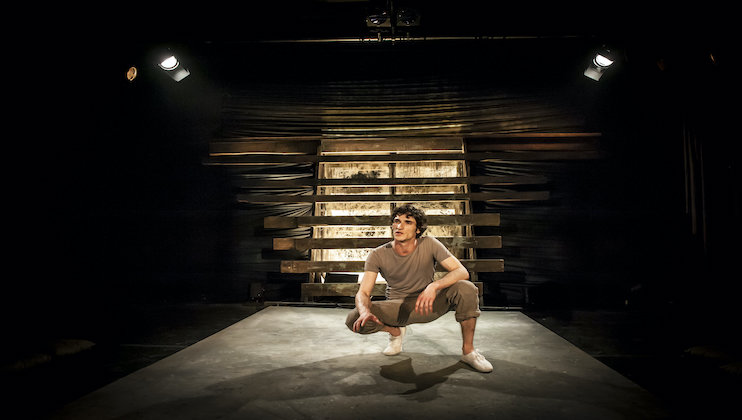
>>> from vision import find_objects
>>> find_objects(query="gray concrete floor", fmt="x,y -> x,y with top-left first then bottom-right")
48,306 -> 669,419
4,303 -> 740,419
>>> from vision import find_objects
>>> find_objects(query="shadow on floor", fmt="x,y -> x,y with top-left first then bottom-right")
2,302 -> 740,419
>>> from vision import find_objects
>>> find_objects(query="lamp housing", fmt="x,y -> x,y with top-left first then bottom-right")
584,48 -> 615,81
156,53 -> 190,82
366,11 -> 391,28
396,8 -> 420,26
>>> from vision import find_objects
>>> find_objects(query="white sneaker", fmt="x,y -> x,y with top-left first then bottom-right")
382,326 -> 406,356
461,349 -> 493,373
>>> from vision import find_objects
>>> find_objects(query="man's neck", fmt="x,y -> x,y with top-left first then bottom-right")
392,238 -> 418,256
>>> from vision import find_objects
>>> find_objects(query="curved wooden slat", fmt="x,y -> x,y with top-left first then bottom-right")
234,175 -> 548,187
280,259 -> 504,273
204,151 -> 605,165
264,213 -> 500,228
273,236 -> 502,250
242,191 -> 549,203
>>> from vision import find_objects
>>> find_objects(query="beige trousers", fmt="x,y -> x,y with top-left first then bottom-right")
345,280 -> 481,334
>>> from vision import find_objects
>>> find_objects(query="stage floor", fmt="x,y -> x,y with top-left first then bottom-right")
51,306 -> 669,419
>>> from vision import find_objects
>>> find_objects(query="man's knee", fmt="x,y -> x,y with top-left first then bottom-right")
451,280 -> 479,298
345,308 -> 382,334
345,309 -> 360,332
448,281 -> 481,321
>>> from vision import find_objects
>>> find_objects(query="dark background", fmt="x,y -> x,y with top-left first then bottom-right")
4,1 -> 739,416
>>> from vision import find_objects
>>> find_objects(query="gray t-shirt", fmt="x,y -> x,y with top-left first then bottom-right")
364,236 -> 453,299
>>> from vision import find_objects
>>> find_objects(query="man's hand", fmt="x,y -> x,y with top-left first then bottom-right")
415,283 -> 438,315
353,311 -> 381,333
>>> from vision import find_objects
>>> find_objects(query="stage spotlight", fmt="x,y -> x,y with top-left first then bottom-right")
396,8 -> 420,27
584,48 -> 614,81
157,53 -> 190,82
594,53 -> 614,68
126,66 -> 138,82
366,10 -> 391,28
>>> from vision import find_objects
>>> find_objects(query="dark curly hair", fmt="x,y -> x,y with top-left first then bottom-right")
391,204 -> 427,238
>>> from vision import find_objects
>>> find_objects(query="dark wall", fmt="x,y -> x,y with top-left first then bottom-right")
8,34 -> 737,342
7,42 -> 238,341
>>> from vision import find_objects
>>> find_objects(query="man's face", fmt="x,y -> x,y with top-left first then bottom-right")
391,213 -> 420,243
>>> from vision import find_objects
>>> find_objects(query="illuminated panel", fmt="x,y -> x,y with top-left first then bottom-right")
312,143 -> 469,283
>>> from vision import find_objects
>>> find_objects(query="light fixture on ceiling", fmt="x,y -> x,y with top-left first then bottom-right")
584,48 -> 614,81
366,10 -> 391,28
157,52 -> 190,82
396,8 -> 420,27
126,66 -> 138,82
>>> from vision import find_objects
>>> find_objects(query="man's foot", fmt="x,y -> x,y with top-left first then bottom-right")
461,349 -> 493,373
382,326 -> 406,356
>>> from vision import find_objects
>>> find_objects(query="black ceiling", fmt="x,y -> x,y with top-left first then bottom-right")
39,0 -> 730,144
82,0 -> 726,87
186,1 -> 607,41
123,0 -> 717,42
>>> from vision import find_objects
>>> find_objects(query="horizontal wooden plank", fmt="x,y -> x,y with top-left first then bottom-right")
274,236 -> 502,250
234,175 -> 549,188
212,133 -> 599,142
212,136 -> 322,141
321,137 -> 464,153
301,281 -> 483,297
466,135 -> 601,152
210,140 -> 318,155
465,133 -> 601,139
207,153 -> 460,164
265,213 -> 500,228
241,191 -> 549,203
204,151 -> 605,165
281,259 -> 504,273
466,141 -> 598,151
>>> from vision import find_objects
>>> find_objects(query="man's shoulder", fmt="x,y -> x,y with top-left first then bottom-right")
374,240 -> 394,250
369,240 -> 394,256
365,240 -> 394,270
419,235 -> 452,259
419,235 -> 443,247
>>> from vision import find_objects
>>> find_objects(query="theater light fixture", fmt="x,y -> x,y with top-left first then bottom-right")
157,52 -> 190,82
366,10 -> 391,28
126,66 -> 138,82
396,8 -> 420,27
584,48 -> 614,81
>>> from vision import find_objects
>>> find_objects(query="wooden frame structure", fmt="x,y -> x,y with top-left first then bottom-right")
266,214 -> 500,300
206,133 -> 603,303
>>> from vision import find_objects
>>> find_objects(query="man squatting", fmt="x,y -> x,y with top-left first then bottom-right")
345,204 -> 493,372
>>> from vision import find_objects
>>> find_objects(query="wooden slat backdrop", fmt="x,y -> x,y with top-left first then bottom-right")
211,134 -> 599,154
219,76 -> 595,138
205,151 -> 605,165
264,213 -> 500,228
232,175 -> 549,187
301,282 -> 484,298
281,259 -> 504,273
273,236 -> 502,251
213,75 -> 607,305
242,191 -> 548,203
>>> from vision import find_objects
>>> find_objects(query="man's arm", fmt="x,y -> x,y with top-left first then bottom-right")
352,271 -> 382,332
415,255 -> 470,315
